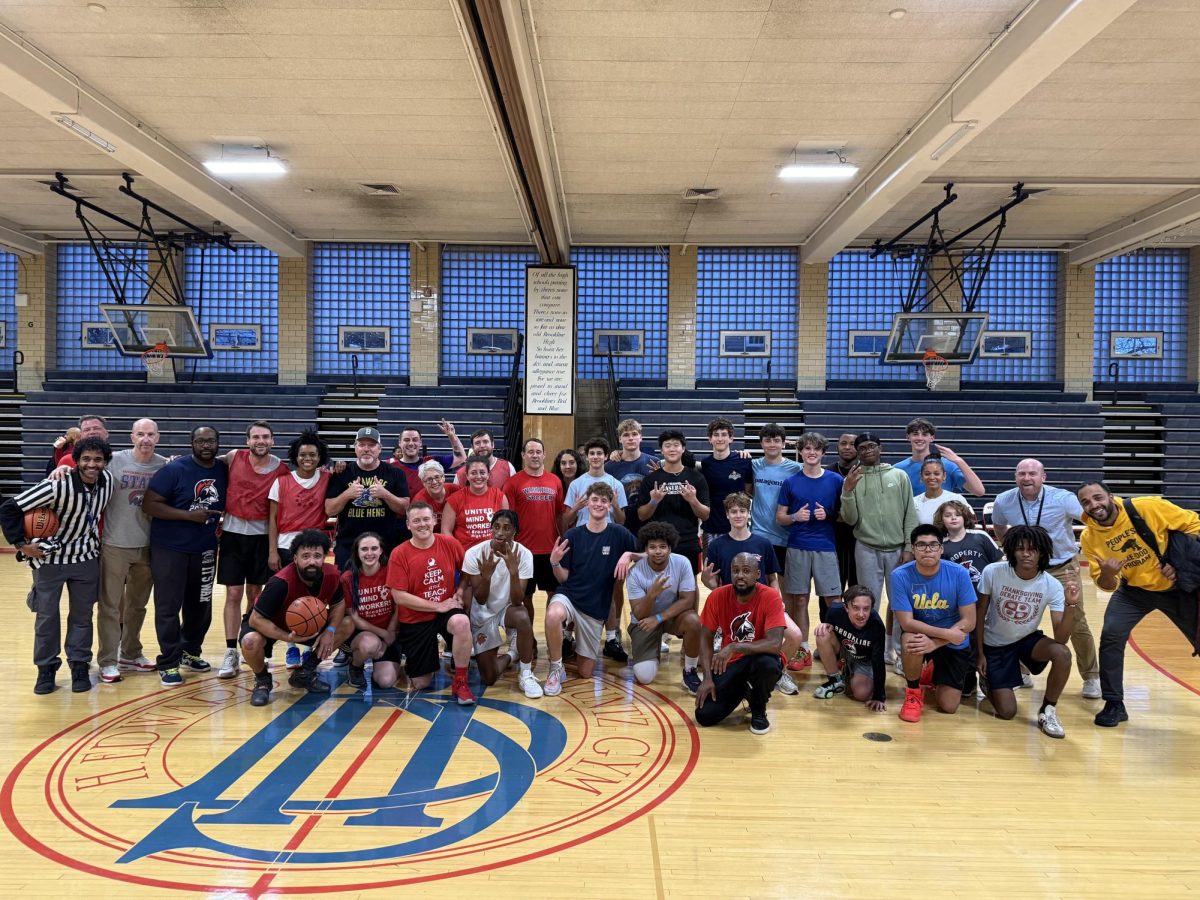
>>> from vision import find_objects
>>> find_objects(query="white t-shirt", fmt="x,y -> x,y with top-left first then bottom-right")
913,489 -> 968,525
626,553 -> 696,622
463,539 -> 534,620
978,562 -> 1065,647
267,470 -> 323,550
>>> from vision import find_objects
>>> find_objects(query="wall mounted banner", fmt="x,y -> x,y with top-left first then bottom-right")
524,265 -> 576,415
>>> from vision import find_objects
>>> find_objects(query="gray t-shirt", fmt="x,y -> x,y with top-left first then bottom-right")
978,562 -> 1065,647
103,449 -> 168,549
627,553 -> 696,621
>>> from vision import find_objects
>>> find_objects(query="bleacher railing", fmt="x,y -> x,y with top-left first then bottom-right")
604,353 -> 620,447
503,333 -> 524,465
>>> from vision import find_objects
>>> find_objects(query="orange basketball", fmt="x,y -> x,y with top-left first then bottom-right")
24,507 -> 59,540
285,595 -> 328,640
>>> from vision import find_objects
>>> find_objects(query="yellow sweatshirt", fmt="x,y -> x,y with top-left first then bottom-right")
1080,495 -> 1200,592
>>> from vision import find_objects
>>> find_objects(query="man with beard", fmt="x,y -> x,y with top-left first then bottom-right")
695,553 -> 786,735
326,427 -> 409,569
142,426 -> 228,687
241,529 -> 348,706
388,420 -> 467,497
832,432 -> 859,589
453,428 -> 515,489
1077,481 -> 1200,728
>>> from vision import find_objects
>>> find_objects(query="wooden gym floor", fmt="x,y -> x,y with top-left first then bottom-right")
0,552 -> 1197,899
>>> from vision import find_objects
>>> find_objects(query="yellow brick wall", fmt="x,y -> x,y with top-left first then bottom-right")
410,242 -> 441,387
17,249 -> 49,392
1057,258 -> 1095,398
667,246 -> 696,390
277,247 -> 310,385
797,262 -> 827,389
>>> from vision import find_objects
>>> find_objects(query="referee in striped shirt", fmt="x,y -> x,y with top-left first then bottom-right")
0,436 -> 114,695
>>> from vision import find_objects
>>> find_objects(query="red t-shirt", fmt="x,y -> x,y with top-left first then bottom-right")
386,534 -> 464,624
412,483 -> 461,529
445,486 -> 505,548
700,583 -> 786,664
453,457 -> 514,489
341,567 -> 394,629
503,470 -> 563,554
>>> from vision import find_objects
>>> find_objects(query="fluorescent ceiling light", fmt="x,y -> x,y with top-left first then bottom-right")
203,158 -> 287,175
53,115 -> 115,153
778,164 -> 858,181
930,120 -> 978,161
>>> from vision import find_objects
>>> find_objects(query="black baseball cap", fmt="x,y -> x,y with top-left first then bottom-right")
854,432 -> 882,448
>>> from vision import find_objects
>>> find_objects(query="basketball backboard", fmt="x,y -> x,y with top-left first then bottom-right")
881,312 -> 989,364
98,303 -> 210,357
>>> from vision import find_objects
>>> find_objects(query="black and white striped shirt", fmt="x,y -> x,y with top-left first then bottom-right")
8,471 -> 114,568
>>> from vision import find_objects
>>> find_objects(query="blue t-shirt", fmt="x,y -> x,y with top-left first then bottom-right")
777,469 -> 843,551
888,560 -> 976,650
699,453 -> 755,536
557,522 -> 637,621
894,456 -> 965,493
750,457 -> 801,547
147,456 -> 228,553
605,453 -> 658,488
704,532 -> 779,587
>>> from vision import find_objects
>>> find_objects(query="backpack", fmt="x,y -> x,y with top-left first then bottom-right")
1121,498 -> 1200,656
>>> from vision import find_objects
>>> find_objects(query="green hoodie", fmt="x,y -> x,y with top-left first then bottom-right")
839,462 -> 918,551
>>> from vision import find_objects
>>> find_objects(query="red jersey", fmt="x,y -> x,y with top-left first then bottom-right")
273,469 -> 331,534
255,562 -> 342,630
341,566 -> 394,629
412,483 -> 461,529
226,448 -> 281,521
503,470 -> 563,554
387,534 -> 464,624
700,583 -> 786,664
445,486 -> 505,548
453,457 -> 515,490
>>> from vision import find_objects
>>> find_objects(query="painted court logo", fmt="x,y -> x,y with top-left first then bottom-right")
2,675 -> 697,894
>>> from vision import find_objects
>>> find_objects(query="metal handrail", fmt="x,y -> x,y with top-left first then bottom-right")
351,353 -> 359,399
604,353 -> 620,446
763,359 -> 772,405
1108,361 -> 1120,406
503,333 -> 525,464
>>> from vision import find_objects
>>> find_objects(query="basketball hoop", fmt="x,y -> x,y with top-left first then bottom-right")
141,342 -> 170,377
922,349 -> 949,390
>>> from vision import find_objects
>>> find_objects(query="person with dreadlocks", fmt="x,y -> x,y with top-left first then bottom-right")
976,524 -> 1075,739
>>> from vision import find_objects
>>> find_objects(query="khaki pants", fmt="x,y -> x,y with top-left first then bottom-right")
98,543 -> 153,667
1048,558 -> 1098,680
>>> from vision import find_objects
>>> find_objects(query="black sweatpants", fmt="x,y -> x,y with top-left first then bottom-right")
151,545 -> 215,671
1099,583 -> 1198,702
695,653 -> 783,726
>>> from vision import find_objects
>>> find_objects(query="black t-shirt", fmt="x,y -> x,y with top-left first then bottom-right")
942,531 -> 1003,594
327,462 -> 409,553
826,604 -> 887,701
643,467 -> 710,549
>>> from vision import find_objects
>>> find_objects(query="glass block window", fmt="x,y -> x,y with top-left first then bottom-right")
441,246 -> 537,379
697,248 -> 796,381
961,251 -> 1057,383
184,244 -> 278,375
1095,249 -> 1188,383
827,250 -> 925,382
312,243 -> 409,377
56,243 -> 146,371
575,247 -> 668,380
0,251 -> 16,359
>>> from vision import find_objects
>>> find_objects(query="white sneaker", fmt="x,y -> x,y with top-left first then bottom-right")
1038,704 -> 1065,739
99,665 -> 122,683
518,669 -> 544,699
660,638 -> 670,654
1081,677 -> 1102,700
884,646 -> 896,666
544,664 -> 564,696
776,671 -> 799,695
893,656 -> 905,676
507,631 -> 519,664
1019,672 -> 1034,689
218,647 -> 240,680
118,655 -> 155,672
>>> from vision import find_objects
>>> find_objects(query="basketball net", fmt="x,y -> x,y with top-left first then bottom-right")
922,349 -> 949,390
141,342 -> 170,377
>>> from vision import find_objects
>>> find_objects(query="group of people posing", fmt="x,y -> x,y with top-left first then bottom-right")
3,412 -> 1197,738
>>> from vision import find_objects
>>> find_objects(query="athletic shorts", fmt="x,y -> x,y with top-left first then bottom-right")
784,549 -> 840,596
218,531 -> 272,586
238,613 -> 315,659
470,599 -> 513,655
772,544 -> 788,574
839,653 -> 874,681
924,644 -> 975,691
526,553 -> 558,597
349,629 -> 402,664
628,615 -> 684,664
983,630 -> 1049,691
676,540 -> 702,576
548,593 -> 604,659
395,610 -> 468,679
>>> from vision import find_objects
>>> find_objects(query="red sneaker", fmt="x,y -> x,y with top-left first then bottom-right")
452,675 -> 476,707
919,659 -> 934,688
899,686 -> 924,723
787,648 -> 812,672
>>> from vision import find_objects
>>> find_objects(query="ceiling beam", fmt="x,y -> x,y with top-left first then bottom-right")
801,0 -> 1139,265
0,25 -> 305,257
0,215 -> 42,256
1068,190 -> 1200,266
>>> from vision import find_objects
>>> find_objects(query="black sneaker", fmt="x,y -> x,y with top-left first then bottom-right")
34,663 -> 58,695
561,635 -> 576,660
290,662 -> 331,695
348,664 -> 365,689
333,649 -> 350,668
602,637 -> 629,663
1094,699 -> 1129,727
250,674 -> 272,707
181,652 -> 211,672
70,662 -> 92,693
749,708 -> 770,735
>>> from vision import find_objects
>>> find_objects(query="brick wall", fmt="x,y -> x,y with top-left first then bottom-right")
797,262 -> 827,389
667,246 -> 696,390
277,247 -> 310,385
1057,258 -> 1094,397
410,242 -> 440,386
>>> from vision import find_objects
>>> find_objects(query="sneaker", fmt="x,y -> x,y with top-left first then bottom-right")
250,675 -> 272,706
681,668 -> 702,695
1019,671 -> 1034,689
289,667 -> 331,695
561,635 -> 576,660
899,686 -> 924,722
159,668 -> 183,688
749,708 -> 770,735
545,664 -> 565,696
883,645 -> 896,667
34,664 -> 57,695
507,631 -> 519,664
786,648 -> 812,672
1038,704 -> 1065,739
285,645 -> 302,670
332,649 -> 350,668
452,675 -> 476,706
348,664 -> 366,689
99,665 -> 122,683
919,659 -> 934,688
518,669 -> 544,699
660,638 -> 670,654
893,656 -> 906,676
813,674 -> 846,699
217,648 -> 240,680
1094,699 -> 1128,728
181,652 -> 211,672
602,637 -> 628,663
1081,677 -> 1102,700
119,656 -> 156,672
70,662 -> 91,693
776,671 -> 800,695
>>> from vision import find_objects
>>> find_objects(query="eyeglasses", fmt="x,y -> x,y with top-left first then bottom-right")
913,541 -> 942,550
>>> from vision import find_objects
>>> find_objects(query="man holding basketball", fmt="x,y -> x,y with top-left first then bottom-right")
1,436 -> 115,694
241,529 -> 348,707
